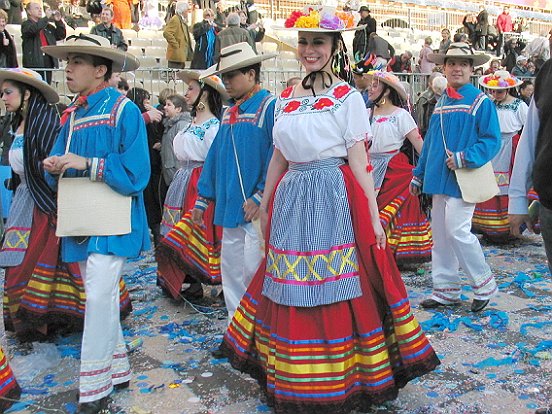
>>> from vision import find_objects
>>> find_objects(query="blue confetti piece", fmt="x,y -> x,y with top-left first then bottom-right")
519,394 -> 530,400
140,388 -> 152,394
63,380 -> 75,386
160,315 -> 169,321
426,391 -> 439,398
257,404 -> 271,412
21,387 -> 49,395
520,322 -> 552,336
136,382 -> 150,388
64,402 -> 78,414
473,357 -> 516,369
526,403 -> 539,409
137,375 -> 148,380
5,401 -> 33,413
486,373 -> 497,379
514,369 -> 525,374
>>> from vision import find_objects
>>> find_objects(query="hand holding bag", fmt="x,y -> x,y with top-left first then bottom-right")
439,100 -> 499,204
56,112 -> 132,237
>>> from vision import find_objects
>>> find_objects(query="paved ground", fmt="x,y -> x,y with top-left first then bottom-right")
1,231 -> 551,414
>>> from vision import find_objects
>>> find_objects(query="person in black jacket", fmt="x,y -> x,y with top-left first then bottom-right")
7,0 -> 21,24
0,10 -> 17,68
191,8 -> 218,69
90,7 -> 128,51
353,5 -> 376,61
21,2 -> 66,84
475,5 -> 488,51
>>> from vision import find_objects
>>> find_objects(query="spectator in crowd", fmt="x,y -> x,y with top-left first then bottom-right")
238,10 -> 264,53
42,34 -> 147,413
62,0 -> 89,28
462,13 -> 477,46
352,5 -> 376,61
511,55 -> 528,77
240,0 -> 259,24
127,87 -> 164,247
519,79 -> 534,105
164,0 -> 176,24
418,37 -> 435,73
502,37 -> 526,73
191,8 -> 218,69
90,7 -> 128,51
163,0 -> 193,69
6,0 -> 21,24
475,5 -> 489,51
453,32 -> 468,43
107,0 -> 132,29
0,10 -> 17,68
524,32 -> 550,62
496,6 -> 513,56
213,12 -> 252,63
484,58 -> 501,74
412,43 -> 499,313
159,94 -> 190,208
526,60 -> 536,76
214,0 -> 227,28
415,72 -> 446,137
367,32 -> 394,70
388,50 -> 412,73
21,2 -> 66,84
439,28 -> 451,54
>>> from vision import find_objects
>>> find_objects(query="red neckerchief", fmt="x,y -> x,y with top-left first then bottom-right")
60,82 -> 108,125
227,84 -> 261,125
446,86 -> 464,100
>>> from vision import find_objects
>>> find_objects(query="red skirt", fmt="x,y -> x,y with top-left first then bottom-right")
3,208 -> 132,336
0,347 -> 20,413
157,167 -> 222,299
222,164 -> 440,414
377,152 -> 432,264
472,195 -> 510,242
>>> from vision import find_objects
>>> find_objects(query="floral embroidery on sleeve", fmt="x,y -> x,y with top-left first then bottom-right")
283,101 -> 301,113
281,86 -> 294,99
333,84 -> 351,99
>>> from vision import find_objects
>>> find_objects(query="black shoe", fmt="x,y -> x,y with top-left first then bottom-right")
78,397 -> 110,414
182,282 -> 203,300
420,298 -> 454,309
535,408 -> 552,414
114,381 -> 129,390
211,344 -> 226,359
471,299 -> 490,313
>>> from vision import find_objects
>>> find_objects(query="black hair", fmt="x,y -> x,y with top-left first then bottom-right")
191,83 -> 224,120
238,63 -> 262,83
118,78 -> 130,92
126,87 -> 150,113
520,79 -> 533,91
91,55 -> 113,81
370,83 -> 402,108
4,79 -> 33,132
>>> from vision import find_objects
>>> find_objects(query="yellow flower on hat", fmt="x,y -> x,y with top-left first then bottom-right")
295,11 -> 320,28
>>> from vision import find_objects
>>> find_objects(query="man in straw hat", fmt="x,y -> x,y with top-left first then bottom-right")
41,34 -> 150,413
191,42 -> 276,351
411,42 -> 501,313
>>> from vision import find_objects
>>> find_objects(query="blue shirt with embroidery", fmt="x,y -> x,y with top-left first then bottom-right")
46,87 -> 151,262
198,89 -> 275,228
413,83 -> 501,198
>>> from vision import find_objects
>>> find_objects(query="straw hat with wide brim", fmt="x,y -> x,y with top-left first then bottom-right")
0,68 -> 59,104
364,70 -> 408,101
200,42 -> 277,79
428,42 -> 490,67
176,70 -> 230,102
478,70 -> 522,90
273,6 -> 364,32
42,34 -> 140,72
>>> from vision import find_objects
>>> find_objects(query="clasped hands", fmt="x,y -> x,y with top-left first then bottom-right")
43,153 -> 88,175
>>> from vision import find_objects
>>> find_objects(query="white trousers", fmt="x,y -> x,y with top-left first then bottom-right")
78,253 -> 131,403
221,223 -> 263,324
430,195 -> 497,303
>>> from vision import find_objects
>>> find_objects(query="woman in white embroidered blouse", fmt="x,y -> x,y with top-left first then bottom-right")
219,9 -> 439,414
473,70 -> 529,242
157,70 -> 227,301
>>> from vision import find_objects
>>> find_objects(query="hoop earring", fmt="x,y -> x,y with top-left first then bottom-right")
196,101 -> 206,112
380,97 -> 386,105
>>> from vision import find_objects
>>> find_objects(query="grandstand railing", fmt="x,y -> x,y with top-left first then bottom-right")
40,68 -> 534,105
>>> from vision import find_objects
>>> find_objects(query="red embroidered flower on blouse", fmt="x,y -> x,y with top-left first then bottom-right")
283,101 -> 301,113
375,117 -> 389,123
281,86 -> 293,99
312,97 -> 334,110
333,85 -> 351,99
